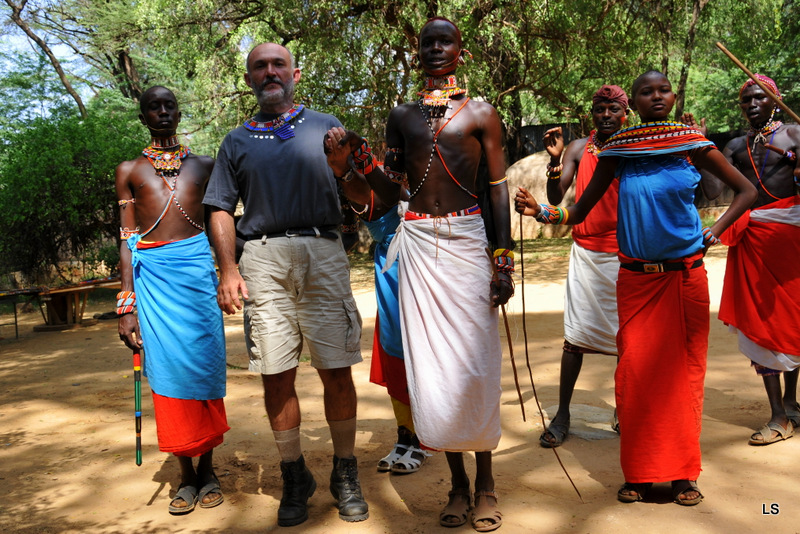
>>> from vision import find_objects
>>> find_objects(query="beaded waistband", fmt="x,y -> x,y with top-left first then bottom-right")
405,204 -> 481,220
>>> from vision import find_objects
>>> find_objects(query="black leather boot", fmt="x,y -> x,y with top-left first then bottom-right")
278,454 -> 316,527
329,455 -> 369,522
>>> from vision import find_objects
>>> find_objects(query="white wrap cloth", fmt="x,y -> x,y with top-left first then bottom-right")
385,203 -> 502,451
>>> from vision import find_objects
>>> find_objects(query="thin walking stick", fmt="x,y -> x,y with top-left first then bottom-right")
487,248 -> 526,421
133,349 -> 142,466
715,42 -> 800,124
518,214 -> 583,501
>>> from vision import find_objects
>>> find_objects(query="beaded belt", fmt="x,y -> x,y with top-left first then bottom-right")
620,258 -> 703,273
405,204 -> 481,220
242,226 -> 338,241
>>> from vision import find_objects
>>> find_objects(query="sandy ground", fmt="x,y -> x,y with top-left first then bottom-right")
1,248 -> 798,534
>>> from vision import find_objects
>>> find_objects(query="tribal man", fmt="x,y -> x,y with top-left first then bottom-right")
116,86 -> 228,514
537,85 -> 628,448
326,17 -> 513,531
719,74 -> 800,446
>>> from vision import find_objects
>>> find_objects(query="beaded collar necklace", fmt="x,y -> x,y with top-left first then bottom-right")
418,75 -> 467,107
142,143 -> 191,178
749,115 -> 783,148
148,135 -> 180,149
141,142 -> 203,231
244,104 -> 305,140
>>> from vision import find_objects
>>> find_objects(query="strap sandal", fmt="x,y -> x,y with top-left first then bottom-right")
377,443 -> 407,472
617,482 -> 651,503
539,419 -> 569,448
748,421 -> 794,445
197,474 -> 224,509
786,406 -> 800,428
439,487 -> 471,528
672,480 -> 703,506
168,483 -> 198,514
471,490 -> 502,532
390,445 -> 431,474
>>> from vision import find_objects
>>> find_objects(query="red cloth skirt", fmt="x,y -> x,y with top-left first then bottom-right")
615,252 -> 708,483
368,316 -> 411,406
151,392 -> 229,457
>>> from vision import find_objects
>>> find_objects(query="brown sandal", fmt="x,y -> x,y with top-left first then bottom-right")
439,487 -> 471,527
471,490 -> 502,532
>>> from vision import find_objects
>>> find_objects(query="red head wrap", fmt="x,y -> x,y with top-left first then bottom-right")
739,74 -> 782,100
592,85 -> 629,109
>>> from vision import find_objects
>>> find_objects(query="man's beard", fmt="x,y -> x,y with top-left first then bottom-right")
253,76 -> 295,108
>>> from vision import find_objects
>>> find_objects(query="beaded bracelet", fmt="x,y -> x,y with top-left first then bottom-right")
785,150 -> 796,162
546,162 -> 563,177
702,226 -> 719,247
547,170 -> 563,181
535,203 -> 569,225
352,138 -> 376,175
116,291 -> 136,315
489,176 -> 509,186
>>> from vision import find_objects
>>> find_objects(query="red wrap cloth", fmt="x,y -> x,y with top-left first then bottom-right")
369,316 -> 411,406
615,252 -> 708,483
572,136 -> 619,253
719,195 -> 800,355
152,392 -> 229,457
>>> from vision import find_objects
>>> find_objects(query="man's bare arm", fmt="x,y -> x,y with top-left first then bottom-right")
208,207 -> 248,315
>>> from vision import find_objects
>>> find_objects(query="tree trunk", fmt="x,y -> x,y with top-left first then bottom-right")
5,0 -> 88,119
674,0 -> 710,119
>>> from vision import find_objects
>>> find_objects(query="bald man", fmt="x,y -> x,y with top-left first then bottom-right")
204,43 -> 368,526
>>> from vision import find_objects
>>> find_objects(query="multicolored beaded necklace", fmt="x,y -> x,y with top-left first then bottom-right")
418,75 -> 467,107
586,131 -> 600,155
141,140 -> 203,232
142,141 -> 191,178
749,115 -> 783,148
243,104 -> 304,140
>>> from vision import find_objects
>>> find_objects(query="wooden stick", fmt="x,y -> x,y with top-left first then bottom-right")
715,42 -> 800,124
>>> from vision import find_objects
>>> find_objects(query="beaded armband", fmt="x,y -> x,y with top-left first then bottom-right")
120,227 -> 140,240
489,176 -> 509,186
701,227 -> 719,247
118,199 -> 135,206
116,291 -> 136,316
385,147 -> 406,184
352,138 -> 376,175
493,248 -> 515,275
535,203 -> 569,225
785,150 -> 796,161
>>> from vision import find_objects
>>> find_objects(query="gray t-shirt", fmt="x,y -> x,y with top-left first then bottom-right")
204,107 -> 344,236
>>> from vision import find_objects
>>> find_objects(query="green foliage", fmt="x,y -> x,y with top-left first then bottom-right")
0,96 -> 143,279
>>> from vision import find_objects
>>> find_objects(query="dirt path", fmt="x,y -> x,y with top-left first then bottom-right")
1,250 -> 797,533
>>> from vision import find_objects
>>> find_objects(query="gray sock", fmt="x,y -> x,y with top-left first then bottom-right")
273,426 -> 302,463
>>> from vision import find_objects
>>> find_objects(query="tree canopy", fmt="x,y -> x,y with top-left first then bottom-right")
1,0 -> 798,279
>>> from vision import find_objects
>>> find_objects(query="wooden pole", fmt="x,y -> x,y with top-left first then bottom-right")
716,42 -> 800,124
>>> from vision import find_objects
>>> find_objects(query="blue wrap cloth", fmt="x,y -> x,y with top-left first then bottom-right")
128,232 -> 226,400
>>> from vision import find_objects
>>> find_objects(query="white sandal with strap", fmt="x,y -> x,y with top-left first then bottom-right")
391,445 -> 431,474
377,443 -> 407,471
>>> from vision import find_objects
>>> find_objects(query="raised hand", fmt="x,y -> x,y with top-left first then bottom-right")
679,112 -> 707,137
324,127 -> 363,177
543,126 -> 564,160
